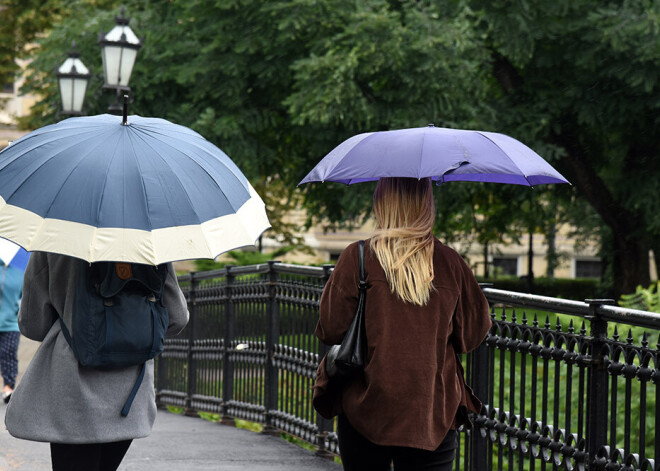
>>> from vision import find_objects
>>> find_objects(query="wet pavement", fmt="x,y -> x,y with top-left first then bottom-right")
0,337 -> 340,471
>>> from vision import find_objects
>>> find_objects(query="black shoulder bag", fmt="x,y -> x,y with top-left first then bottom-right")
325,240 -> 367,378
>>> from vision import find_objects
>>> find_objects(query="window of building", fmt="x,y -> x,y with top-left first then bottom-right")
1,81 -> 13,94
492,257 -> 518,277
329,252 -> 342,264
575,259 -> 601,279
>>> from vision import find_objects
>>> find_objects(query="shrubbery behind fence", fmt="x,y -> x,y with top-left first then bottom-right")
157,262 -> 660,471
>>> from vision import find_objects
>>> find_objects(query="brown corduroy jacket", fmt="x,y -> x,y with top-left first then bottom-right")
313,238 -> 491,451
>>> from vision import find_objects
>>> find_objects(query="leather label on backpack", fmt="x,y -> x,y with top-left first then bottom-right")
115,263 -> 133,280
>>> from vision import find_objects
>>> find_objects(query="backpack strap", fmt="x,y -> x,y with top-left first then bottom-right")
121,363 -> 146,417
120,301 -> 161,417
58,318 -> 76,356
61,312 -> 146,418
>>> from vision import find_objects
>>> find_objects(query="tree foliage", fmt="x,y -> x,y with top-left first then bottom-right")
0,0 -> 67,90
471,0 -> 660,294
11,0 -> 660,295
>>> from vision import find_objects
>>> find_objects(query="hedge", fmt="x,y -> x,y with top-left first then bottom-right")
476,276 -> 611,301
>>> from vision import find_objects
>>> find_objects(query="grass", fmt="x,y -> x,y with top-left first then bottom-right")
162,304 -> 656,467
166,389 -> 322,457
194,408 -> 327,459
487,307 -> 657,465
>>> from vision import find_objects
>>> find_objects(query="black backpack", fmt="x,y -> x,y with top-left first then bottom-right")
59,260 -> 170,417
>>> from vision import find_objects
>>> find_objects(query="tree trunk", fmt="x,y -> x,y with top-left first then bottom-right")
612,232 -> 650,297
491,54 -> 652,296
483,241 -> 489,278
553,131 -> 650,297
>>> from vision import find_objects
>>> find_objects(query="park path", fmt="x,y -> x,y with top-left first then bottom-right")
0,337 -> 340,471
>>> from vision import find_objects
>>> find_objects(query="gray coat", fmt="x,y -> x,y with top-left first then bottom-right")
4,252 -> 189,444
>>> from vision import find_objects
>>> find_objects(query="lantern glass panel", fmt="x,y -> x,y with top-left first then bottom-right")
118,48 -> 138,87
58,77 -> 73,112
101,44 -> 123,87
58,76 -> 89,113
72,78 -> 89,112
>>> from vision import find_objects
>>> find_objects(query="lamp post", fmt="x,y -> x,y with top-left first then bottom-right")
98,5 -> 142,113
55,42 -> 91,115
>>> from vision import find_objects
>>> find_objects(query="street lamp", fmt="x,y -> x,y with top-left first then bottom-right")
55,42 -> 91,115
98,5 -> 141,112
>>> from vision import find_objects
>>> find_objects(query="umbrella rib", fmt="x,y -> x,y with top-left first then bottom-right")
474,131 -> 533,186
6,131 -> 115,226
126,130 -> 181,231
325,132 -> 380,183
129,131 -> 227,259
131,125 -> 249,203
22,213 -> 46,254
56,131 -> 121,231
419,130 -> 427,180
132,124 -> 248,186
127,128 -> 208,234
0,128 -> 105,185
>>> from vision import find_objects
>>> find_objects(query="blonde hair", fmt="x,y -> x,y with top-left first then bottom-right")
371,177 -> 435,306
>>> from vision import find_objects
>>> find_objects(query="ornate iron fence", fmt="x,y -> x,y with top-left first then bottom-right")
156,262 -> 660,470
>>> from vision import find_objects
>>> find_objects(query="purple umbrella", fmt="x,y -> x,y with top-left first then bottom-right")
299,125 -> 569,186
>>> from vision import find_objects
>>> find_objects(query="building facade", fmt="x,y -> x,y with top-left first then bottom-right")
0,58 -> 34,148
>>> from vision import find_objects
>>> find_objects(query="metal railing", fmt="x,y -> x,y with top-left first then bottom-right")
156,262 -> 660,470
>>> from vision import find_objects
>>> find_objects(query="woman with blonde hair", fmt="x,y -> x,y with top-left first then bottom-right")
313,177 -> 492,470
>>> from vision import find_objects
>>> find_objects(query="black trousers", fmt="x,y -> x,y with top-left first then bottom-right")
338,415 -> 457,471
50,440 -> 133,471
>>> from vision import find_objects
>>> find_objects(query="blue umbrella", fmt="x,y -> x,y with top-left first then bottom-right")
0,114 -> 270,265
299,125 -> 569,186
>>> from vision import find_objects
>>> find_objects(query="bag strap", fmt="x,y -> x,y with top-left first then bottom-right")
356,239 -> 367,331
358,240 -> 366,289
355,240 -> 367,358
121,363 -> 146,417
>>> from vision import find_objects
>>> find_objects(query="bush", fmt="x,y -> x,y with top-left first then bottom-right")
193,246 -> 300,272
619,282 -> 660,312
477,276 -> 609,301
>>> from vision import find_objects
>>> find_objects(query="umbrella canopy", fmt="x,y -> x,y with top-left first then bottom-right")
299,125 -> 569,186
0,238 -> 29,271
0,114 -> 270,265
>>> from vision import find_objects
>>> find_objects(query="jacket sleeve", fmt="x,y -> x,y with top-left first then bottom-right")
18,252 -> 58,341
451,255 -> 492,354
315,243 -> 360,346
163,264 -> 189,337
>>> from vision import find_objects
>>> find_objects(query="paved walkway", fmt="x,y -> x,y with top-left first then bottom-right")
0,337 -> 340,471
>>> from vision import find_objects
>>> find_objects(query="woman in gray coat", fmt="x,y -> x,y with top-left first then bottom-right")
5,252 -> 189,471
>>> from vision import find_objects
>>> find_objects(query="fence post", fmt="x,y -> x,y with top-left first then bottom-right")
220,266 -> 236,425
468,282 -> 493,471
469,343 -> 490,471
315,264 -> 335,458
585,299 -> 613,468
184,271 -> 199,416
263,261 -> 280,434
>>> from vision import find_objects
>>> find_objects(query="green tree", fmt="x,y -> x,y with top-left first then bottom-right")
16,0 -> 318,248
0,0 -> 66,90
15,0 -> 659,295
17,0 -> 493,253
471,0 -> 660,295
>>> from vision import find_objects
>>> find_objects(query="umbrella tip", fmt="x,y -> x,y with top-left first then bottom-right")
122,95 -> 129,125
428,123 -> 435,127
